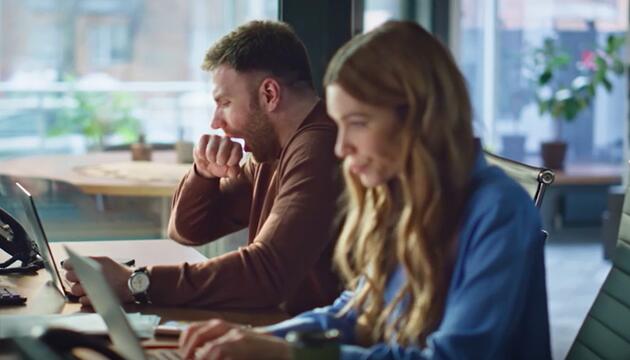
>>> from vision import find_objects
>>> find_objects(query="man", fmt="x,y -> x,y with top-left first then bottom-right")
63,20 -> 342,315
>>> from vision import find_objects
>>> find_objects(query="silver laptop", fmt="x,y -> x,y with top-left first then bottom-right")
15,182 -> 79,302
65,246 -> 181,360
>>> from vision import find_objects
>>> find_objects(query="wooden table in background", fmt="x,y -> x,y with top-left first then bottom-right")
551,162 -> 623,186
0,151 -> 193,236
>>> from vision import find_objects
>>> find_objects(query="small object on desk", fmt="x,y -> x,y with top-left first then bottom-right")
0,287 -> 27,306
175,140 -> 194,163
131,134 -> 153,161
155,321 -> 189,337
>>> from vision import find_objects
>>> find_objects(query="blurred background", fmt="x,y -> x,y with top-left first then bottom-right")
0,1 -> 628,358
0,0 -> 278,156
1,1 -> 625,165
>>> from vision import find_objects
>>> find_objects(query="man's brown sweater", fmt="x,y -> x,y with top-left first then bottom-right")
149,101 -> 342,315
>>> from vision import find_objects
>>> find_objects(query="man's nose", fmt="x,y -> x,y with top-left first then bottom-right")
210,110 -> 224,130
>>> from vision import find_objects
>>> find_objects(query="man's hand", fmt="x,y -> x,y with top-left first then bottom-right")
179,319 -> 291,360
194,135 -> 243,179
62,256 -> 134,305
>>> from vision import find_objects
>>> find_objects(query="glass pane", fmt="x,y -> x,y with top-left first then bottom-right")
458,0 -> 628,164
0,0 -> 278,158
362,0 -> 433,33
458,0 -> 487,140
363,0 -> 403,33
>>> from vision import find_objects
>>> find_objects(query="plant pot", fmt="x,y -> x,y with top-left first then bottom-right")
541,141 -> 567,170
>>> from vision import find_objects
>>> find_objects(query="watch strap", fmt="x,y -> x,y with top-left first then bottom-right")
133,291 -> 149,304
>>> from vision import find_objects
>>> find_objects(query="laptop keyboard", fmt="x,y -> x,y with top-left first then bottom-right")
147,349 -> 182,360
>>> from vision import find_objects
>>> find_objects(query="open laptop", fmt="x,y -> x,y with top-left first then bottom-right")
65,246 -> 181,360
15,182 -> 79,302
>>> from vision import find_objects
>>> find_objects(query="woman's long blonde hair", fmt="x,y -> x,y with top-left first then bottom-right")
325,21 -> 476,346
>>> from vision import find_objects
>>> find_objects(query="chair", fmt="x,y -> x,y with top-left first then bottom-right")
484,151 -> 555,208
565,184 -> 630,359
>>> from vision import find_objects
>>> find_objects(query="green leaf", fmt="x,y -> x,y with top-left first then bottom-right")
612,59 -> 625,74
595,56 -> 607,70
550,100 -> 563,118
607,34 -> 625,52
552,54 -> 570,67
602,77 -> 612,91
582,96 -> 592,108
607,34 -> 616,49
539,70 -> 552,84
593,68 -> 606,84
563,98 -> 580,121
538,99 -> 549,115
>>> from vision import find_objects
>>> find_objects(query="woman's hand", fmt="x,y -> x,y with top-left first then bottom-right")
179,319 -> 292,360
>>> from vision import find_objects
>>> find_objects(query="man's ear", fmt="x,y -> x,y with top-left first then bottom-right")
259,78 -> 280,112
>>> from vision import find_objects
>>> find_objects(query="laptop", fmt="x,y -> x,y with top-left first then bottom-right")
15,182 -> 79,302
65,246 -> 181,360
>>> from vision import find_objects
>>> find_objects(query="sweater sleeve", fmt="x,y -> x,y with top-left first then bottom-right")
167,158 -> 255,246
322,191 -> 547,359
264,290 -> 357,343
149,127 -> 341,309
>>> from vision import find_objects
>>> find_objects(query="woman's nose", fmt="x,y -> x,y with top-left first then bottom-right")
335,132 -> 353,158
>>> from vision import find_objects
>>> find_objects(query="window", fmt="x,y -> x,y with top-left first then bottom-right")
363,0 -> 403,32
28,23 -> 61,67
89,22 -> 132,67
457,0 -> 628,164
0,0 -> 278,158
361,0 -> 433,33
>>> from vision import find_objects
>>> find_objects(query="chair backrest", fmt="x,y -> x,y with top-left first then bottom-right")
566,185 -> 630,359
484,151 -> 555,208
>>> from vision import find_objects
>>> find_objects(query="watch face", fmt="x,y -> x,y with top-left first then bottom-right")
130,272 -> 150,293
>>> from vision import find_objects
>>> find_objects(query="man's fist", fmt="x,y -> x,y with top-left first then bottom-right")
194,135 -> 243,179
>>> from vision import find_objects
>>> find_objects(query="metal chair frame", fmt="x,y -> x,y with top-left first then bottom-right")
483,151 -> 555,208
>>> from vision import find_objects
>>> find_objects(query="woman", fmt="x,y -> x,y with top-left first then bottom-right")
178,21 -> 551,360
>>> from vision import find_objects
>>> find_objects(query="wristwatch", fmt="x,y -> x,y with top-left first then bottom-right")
127,267 -> 151,304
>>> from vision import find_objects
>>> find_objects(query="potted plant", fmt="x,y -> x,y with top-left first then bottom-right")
48,90 -> 141,151
527,34 -> 625,170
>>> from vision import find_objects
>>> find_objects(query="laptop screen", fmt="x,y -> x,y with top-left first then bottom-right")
66,246 -> 147,360
15,182 -> 71,299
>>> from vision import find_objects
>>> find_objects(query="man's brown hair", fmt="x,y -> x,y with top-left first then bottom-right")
202,20 -> 314,90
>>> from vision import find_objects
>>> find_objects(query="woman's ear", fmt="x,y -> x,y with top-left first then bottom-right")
259,78 -> 281,112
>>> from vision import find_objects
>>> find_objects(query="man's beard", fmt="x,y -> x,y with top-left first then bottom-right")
242,106 -> 280,163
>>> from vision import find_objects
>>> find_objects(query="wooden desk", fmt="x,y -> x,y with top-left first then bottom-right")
0,240 -> 288,327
